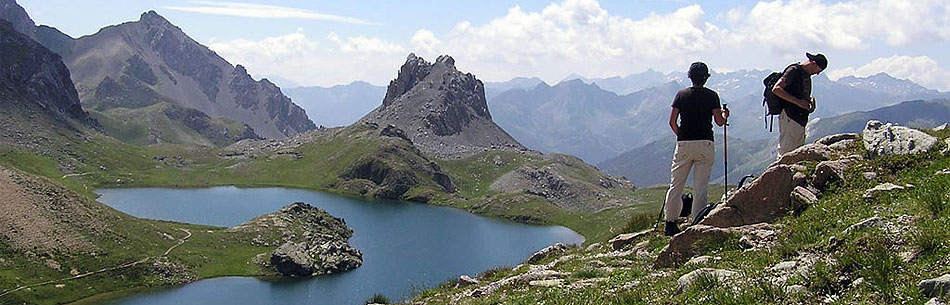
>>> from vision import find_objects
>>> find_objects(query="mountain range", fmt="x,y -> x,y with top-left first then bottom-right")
0,1 -> 315,145
284,81 -> 386,128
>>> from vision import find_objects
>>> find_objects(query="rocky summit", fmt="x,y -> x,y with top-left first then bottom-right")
62,11 -> 315,139
359,53 -> 527,158
229,202 -> 362,276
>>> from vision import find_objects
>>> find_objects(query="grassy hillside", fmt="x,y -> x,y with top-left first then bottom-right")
411,128 -> 950,304
89,102 -> 256,147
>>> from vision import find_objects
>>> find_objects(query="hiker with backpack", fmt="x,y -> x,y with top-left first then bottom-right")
662,62 -> 729,236
766,53 -> 828,158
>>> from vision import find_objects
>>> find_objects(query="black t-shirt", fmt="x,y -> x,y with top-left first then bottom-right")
778,64 -> 810,126
671,86 -> 721,141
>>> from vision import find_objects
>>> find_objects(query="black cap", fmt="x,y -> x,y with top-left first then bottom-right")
807,53 -> 828,70
688,62 -> 710,79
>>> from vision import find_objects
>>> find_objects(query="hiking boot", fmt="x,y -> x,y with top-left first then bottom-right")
664,221 -> 681,236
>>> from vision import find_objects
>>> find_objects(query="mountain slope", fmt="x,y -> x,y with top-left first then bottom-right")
807,99 -> 950,141
64,11 -> 314,139
283,81 -> 386,128
358,54 -> 526,158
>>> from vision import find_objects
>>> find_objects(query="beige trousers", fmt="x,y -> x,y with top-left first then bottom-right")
664,140 -> 715,221
777,109 -> 806,159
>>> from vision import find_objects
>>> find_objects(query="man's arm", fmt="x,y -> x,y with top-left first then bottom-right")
772,80 -> 812,111
669,107 -> 679,136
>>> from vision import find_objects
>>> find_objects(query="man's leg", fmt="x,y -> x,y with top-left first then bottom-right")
664,142 -> 693,222
777,109 -> 806,159
690,141 -> 715,219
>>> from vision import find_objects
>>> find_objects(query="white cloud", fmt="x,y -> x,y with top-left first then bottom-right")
164,1 -> 380,25
206,29 -> 405,86
408,0 -> 726,83
828,55 -> 950,91
735,0 -> 950,55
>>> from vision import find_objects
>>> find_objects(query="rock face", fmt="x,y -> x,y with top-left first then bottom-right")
63,11 -> 315,139
920,274 -> 950,298
655,223 -> 777,267
229,202 -> 362,276
358,54 -> 527,158
863,120 -> 938,157
0,20 -> 95,127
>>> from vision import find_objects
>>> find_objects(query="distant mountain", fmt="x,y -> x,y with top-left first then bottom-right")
807,99 -> 950,141
484,77 -> 546,100
597,134 -> 775,188
259,74 -> 302,89
62,11 -> 314,139
489,79 -> 679,163
358,54 -> 526,158
284,81 -> 386,127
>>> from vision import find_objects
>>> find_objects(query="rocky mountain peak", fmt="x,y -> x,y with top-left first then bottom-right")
0,0 -> 34,38
139,10 -> 172,28
360,54 -> 526,158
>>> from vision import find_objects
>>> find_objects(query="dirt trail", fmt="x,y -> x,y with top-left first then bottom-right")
0,228 -> 192,298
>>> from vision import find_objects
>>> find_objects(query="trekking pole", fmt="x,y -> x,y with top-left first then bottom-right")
722,104 -> 729,201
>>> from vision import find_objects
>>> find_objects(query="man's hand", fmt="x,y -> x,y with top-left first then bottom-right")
723,107 -> 730,119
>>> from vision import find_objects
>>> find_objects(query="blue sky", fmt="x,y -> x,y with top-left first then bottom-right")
17,0 -> 950,90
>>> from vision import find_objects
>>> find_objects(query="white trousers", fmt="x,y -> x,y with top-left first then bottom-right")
664,140 -> 715,221
777,109 -> 806,159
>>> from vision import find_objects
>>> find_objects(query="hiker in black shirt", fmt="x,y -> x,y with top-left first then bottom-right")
663,62 -> 729,236
772,53 -> 827,157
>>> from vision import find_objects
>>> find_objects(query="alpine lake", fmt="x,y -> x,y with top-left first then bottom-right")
88,186 -> 584,305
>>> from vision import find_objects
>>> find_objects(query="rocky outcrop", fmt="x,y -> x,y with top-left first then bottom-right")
64,11 -> 315,139
863,120 -> 938,157
0,20 -> 95,127
229,202 -> 362,277
359,54 -> 527,158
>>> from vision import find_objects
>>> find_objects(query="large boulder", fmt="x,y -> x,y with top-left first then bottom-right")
527,243 -> 568,264
269,239 -> 363,276
775,144 -> 832,166
655,223 -> 777,268
699,165 -> 795,228
863,120 -> 938,158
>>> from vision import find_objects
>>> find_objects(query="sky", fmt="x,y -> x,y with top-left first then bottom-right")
17,0 -> 950,90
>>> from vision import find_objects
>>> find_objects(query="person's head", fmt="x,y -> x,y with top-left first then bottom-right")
688,62 -> 710,86
803,53 -> 828,76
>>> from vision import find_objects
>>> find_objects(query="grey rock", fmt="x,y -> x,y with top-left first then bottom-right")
863,183 -> 905,198
791,186 -> 818,207
686,255 -> 714,265
921,274 -> 950,297
458,275 -> 479,287
770,261 -> 798,272
813,159 -> 853,190
863,120 -> 938,158
786,284 -> 808,294
816,133 -> 860,146
926,298 -> 947,305
863,171 -> 879,181
529,279 -> 564,287
828,139 -> 856,151
843,216 -> 882,235
609,229 -> 651,250
775,143 -> 832,166
528,243 -> 568,264
677,268 -> 737,292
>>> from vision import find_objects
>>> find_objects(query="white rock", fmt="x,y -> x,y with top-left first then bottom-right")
676,268 -> 737,292
863,120 -> 938,157
863,183 -> 905,198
